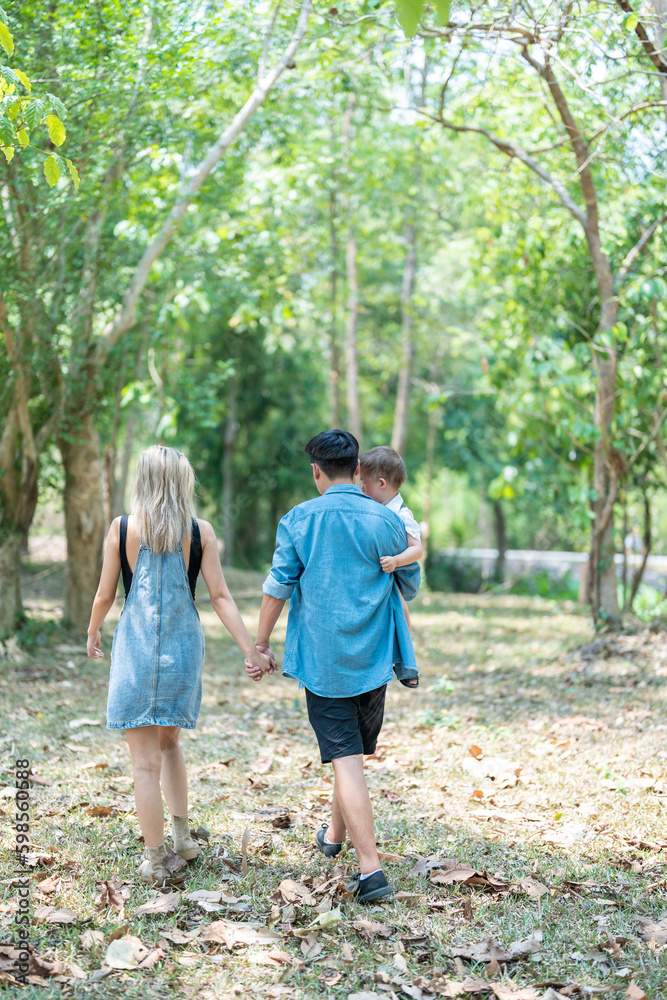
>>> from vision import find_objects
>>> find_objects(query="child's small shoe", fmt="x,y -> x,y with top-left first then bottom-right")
393,661 -> 419,688
171,815 -> 203,861
138,844 -> 187,886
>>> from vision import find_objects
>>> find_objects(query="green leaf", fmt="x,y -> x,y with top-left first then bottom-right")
623,12 -> 639,30
434,0 -> 450,24
16,127 -> 27,147
66,157 -> 80,190
14,68 -> 31,92
2,143 -> 13,161
1,64 -> 17,86
396,0 -> 425,37
24,98 -> 44,130
44,153 -> 60,187
46,93 -> 67,119
0,21 -> 13,56
0,113 -> 13,144
45,114 -> 65,146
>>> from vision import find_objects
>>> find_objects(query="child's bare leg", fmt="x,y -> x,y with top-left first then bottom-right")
126,726 -> 165,848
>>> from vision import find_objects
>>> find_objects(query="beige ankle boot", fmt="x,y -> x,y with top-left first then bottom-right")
138,843 -> 187,885
171,815 -> 202,861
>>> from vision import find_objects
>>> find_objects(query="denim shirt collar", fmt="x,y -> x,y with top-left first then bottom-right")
322,484 -> 364,496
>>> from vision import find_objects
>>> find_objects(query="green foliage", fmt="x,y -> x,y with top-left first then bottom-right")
0,6 -> 74,182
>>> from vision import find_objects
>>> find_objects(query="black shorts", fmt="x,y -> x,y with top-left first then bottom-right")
305,684 -> 387,764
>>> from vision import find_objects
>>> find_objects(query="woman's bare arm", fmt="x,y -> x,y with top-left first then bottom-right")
86,518 -> 122,657
199,520 -> 273,674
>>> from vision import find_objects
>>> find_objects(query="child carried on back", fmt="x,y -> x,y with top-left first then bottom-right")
359,446 -> 422,688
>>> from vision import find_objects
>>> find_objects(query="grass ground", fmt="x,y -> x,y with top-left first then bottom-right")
2,563 -> 667,999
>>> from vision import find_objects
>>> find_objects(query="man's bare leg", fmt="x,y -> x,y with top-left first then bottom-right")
329,754 -> 380,874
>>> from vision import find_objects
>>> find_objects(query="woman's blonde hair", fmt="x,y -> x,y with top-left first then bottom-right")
131,445 -> 195,554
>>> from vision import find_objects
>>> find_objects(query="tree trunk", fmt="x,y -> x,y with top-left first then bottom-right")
492,499 -> 506,583
651,0 -> 667,120
221,378 -> 237,567
391,58 -> 425,457
328,184 -> 341,428
112,410 -> 138,518
344,233 -> 361,445
58,414 -> 106,631
627,489 -> 651,611
422,404 -> 437,561
589,310 -> 620,622
0,532 -> 25,637
391,215 -> 417,455
341,90 -> 361,445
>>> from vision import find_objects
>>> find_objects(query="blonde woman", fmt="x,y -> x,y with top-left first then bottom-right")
86,445 -> 273,885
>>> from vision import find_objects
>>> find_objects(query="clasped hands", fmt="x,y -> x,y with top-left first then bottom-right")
245,643 -> 277,682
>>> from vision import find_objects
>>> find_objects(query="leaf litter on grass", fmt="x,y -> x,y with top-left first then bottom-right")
6,586 -> 667,997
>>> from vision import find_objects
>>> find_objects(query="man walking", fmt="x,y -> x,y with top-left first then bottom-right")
247,429 -> 420,901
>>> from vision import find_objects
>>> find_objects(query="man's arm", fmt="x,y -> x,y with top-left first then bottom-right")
256,594 -> 285,647
246,514 -> 303,682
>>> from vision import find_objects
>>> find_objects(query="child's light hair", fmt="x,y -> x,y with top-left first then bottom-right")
131,445 -> 195,554
359,446 -> 406,489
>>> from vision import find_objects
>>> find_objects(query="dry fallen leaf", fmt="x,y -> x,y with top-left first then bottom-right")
95,880 -> 126,918
626,983 -> 649,1000
277,878 -> 317,906
448,931 -> 543,963
133,892 -> 181,916
636,913 -> 667,944
300,932 -> 323,959
160,927 -> 197,945
200,920 -> 280,948
491,985 -> 542,1000
79,930 -> 105,952
353,919 -> 393,941
36,874 -> 61,895
241,827 -> 251,876
468,745 -> 484,759
342,941 -> 354,963
411,856 -> 460,877
104,935 -> 149,970
515,876 -> 549,899
33,906 -> 78,924
250,756 -> 273,774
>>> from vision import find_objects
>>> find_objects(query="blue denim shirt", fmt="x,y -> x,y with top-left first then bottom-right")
262,484 -> 420,697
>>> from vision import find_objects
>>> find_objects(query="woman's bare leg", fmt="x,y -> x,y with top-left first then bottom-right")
157,726 -> 188,816
125,726 -> 165,848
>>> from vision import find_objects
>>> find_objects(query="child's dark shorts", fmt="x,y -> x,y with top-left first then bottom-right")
305,684 -> 387,764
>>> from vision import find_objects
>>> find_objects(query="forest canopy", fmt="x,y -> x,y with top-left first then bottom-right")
0,0 -> 666,633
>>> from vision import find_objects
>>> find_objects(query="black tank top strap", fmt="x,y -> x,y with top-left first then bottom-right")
119,514 -> 133,598
188,518 -> 202,599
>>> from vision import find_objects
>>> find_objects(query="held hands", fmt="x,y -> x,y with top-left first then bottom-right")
87,631 -> 104,659
244,643 -> 277,683
379,554 -> 397,574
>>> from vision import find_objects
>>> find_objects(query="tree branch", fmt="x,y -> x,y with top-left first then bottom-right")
614,0 -> 667,74
617,211 -> 667,284
96,0 -> 311,360
421,108 -> 587,226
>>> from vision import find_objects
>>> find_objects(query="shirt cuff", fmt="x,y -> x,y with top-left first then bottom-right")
262,574 -> 295,600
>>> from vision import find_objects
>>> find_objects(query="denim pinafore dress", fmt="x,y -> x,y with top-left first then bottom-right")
107,521 -> 205,730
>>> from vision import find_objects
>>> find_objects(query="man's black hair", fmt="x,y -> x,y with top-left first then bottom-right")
305,429 -> 359,480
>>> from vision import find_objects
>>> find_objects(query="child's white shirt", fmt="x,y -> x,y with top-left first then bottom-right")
385,492 -> 421,542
